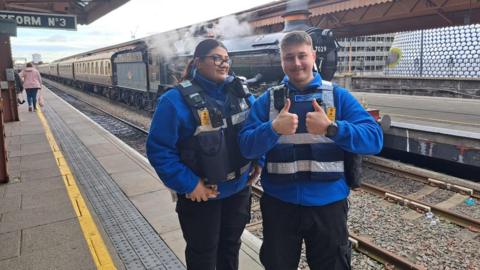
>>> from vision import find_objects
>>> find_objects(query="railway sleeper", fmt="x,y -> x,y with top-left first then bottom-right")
385,192 -> 431,213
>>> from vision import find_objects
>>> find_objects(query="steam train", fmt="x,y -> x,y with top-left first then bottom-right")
38,10 -> 340,113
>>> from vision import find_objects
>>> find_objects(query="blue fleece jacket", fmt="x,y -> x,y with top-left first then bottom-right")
146,73 -> 255,199
239,72 -> 383,206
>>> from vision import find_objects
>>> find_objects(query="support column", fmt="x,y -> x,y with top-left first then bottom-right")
0,17 -> 18,183
0,93 -> 7,183
0,35 -> 19,122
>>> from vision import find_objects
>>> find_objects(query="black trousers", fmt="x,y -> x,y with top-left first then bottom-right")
176,187 -> 251,270
259,194 -> 351,270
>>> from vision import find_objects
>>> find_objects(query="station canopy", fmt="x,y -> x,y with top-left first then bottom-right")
1,0 -> 129,24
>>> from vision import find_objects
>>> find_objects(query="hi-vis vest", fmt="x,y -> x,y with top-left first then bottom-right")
177,79 -> 252,185
266,80 -> 345,182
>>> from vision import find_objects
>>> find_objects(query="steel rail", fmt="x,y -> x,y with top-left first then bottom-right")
364,157 -> 480,200
349,233 -> 427,270
362,182 -> 480,232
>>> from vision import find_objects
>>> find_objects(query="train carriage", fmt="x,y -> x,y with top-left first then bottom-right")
36,64 -> 51,76
74,51 -> 114,94
57,59 -> 75,84
49,63 -> 59,77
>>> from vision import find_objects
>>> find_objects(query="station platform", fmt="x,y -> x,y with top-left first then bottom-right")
351,92 -> 480,135
0,87 -> 263,269
352,92 -> 480,172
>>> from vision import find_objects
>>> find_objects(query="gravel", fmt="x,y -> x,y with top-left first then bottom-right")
363,165 -> 480,223
363,167 -> 426,195
349,190 -> 480,270
421,189 -> 456,205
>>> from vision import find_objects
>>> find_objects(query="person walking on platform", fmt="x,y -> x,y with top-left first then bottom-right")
238,31 -> 383,270
19,62 -> 43,112
146,39 -> 262,270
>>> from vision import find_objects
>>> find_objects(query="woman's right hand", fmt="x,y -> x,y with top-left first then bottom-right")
187,179 -> 219,202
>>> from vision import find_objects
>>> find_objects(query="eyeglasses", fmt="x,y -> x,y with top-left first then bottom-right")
203,55 -> 232,67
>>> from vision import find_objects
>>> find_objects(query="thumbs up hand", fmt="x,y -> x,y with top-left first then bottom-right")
306,100 -> 331,135
272,98 -> 298,135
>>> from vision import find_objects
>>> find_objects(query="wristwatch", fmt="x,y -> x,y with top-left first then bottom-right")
326,121 -> 338,138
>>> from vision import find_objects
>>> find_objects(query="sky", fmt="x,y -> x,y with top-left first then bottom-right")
11,0 -> 276,63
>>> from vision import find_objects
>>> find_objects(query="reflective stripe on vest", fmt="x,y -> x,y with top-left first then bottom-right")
226,162 -> 252,180
267,160 -> 344,174
194,109 -> 249,135
231,110 -> 249,126
278,133 -> 334,144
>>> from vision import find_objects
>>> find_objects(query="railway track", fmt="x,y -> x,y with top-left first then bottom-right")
44,81 -> 150,156
363,157 -> 480,231
364,157 -> 480,200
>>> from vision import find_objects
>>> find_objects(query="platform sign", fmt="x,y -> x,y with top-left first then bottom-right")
0,10 -> 77,30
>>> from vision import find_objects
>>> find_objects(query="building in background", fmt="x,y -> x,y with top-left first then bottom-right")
32,53 -> 42,64
13,57 -> 27,71
385,24 -> 480,78
336,34 -> 395,75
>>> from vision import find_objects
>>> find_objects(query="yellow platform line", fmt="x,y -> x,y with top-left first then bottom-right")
37,110 -> 116,270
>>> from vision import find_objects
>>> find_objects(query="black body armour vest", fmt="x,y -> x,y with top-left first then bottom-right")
177,78 -> 252,185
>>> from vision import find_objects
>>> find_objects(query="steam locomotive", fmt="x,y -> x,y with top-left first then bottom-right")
38,9 -> 340,113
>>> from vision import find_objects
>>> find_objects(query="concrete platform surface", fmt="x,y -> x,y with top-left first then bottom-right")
0,105 -> 97,270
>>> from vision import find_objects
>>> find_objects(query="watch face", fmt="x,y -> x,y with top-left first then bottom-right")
327,123 -> 338,137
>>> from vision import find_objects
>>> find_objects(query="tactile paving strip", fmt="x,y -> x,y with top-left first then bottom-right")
43,106 -> 185,270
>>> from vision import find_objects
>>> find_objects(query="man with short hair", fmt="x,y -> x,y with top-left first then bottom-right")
239,31 -> 383,270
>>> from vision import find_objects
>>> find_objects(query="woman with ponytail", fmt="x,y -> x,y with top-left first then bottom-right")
146,39 -> 261,270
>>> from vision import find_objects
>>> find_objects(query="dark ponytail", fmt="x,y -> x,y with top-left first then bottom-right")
181,39 -> 227,81
181,60 -> 196,81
